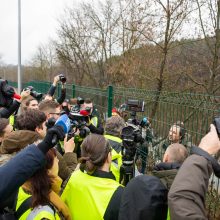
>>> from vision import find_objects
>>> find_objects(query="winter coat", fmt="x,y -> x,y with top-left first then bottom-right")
0,144 -> 45,206
152,162 -> 181,190
0,130 -> 40,154
168,154 -> 212,220
119,175 -> 168,220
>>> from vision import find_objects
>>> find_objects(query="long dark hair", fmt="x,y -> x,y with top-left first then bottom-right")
29,148 -> 56,208
79,134 -> 111,174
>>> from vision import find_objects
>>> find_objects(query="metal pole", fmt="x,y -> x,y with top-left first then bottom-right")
18,0 -> 22,93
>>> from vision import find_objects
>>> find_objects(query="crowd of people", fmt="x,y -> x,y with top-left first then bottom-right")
0,75 -> 220,220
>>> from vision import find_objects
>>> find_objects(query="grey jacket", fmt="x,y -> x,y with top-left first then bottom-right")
168,154 -> 212,220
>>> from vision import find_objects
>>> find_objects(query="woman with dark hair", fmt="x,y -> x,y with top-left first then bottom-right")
61,134 -> 124,220
15,148 -> 71,220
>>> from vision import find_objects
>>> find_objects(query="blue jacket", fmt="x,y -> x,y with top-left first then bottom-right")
0,144 -> 45,205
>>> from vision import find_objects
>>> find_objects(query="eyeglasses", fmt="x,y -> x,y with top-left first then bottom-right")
49,112 -> 61,116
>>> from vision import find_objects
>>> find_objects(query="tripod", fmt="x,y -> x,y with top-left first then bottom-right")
119,161 -> 135,186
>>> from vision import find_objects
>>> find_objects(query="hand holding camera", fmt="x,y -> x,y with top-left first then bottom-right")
23,86 -> 43,100
53,74 -> 66,86
199,124 -> 220,155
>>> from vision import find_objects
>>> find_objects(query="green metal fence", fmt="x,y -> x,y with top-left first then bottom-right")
9,81 -> 220,219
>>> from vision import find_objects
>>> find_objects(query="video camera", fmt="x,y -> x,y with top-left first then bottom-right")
68,97 -> 90,139
0,79 -> 20,108
120,99 -> 145,185
23,86 -> 43,100
47,97 -> 90,141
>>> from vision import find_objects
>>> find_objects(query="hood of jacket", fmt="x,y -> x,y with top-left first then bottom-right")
152,162 -> 181,190
119,175 -> 168,220
0,130 -> 40,154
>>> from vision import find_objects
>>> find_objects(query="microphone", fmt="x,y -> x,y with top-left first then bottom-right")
13,93 -> 21,100
52,114 -> 71,145
80,109 -> 90,116
140,117 -> 149,127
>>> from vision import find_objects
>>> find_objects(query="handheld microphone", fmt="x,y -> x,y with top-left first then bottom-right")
140,117 -> 149,127
52,114 -> 71,145
80,110 -> 90,116
13,93 -> 21,100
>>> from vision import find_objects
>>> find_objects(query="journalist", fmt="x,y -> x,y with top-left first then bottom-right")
0,125 -> 65,206
80,98 -> 104,135
104,115 -> 126,182
61,134 -> 124,220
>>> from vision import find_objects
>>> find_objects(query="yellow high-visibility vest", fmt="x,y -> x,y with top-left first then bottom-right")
105,134 -> 123,182
16,187 -> 60,220
61,169 -> 122,220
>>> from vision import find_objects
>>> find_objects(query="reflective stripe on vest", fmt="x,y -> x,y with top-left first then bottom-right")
105,135 -> 122,182
61,170 -> 122,220
91,116 -> 98,127
9,115 -> 14,126
104,134 -> 122,144
16,187 -> 59,220
27,206 -> 56,220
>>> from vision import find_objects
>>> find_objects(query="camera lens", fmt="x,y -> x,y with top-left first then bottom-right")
59,74 -> 66,83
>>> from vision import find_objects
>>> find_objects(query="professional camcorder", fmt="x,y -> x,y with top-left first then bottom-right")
68,97 -> 90,139
120,99 -> 145,185
23,86 -> 43,100
47,97 -> 90,140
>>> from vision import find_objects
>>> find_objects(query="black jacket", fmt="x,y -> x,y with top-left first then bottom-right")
119,175 -> 168,220
48,85 -> 66,105
0,100 -> 20,118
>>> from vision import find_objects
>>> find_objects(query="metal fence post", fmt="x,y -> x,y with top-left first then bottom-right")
107,85 -> 113,118
57,83 -> 61,97
72,84 -> 75,98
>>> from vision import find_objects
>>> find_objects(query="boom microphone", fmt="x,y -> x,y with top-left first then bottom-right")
52,114 -> 71,145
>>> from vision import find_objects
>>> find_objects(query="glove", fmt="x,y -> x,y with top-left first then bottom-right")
37,125 -> 65,154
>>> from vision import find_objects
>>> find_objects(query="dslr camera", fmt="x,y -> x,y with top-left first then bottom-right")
23,86 -> 43,100
58,74 -> 66,84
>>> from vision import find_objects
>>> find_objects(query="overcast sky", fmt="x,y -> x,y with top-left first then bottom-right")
0,0 -> 79,65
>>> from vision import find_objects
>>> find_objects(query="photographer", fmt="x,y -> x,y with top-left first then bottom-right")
80,98 -> 104,135
105,115 -> 126,182
39,100 -> 78,180
45,74 -> 66,105
61,134 -> 124,220
168,124 -> 220,220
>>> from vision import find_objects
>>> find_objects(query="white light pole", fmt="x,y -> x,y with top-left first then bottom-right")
18,0 -> 22,93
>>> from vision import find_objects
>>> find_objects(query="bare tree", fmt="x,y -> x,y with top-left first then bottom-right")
30,41 -> 58,81
184,0 -> 220,95
133,0 -> 194,118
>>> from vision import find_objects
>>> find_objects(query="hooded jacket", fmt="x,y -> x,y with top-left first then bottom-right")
0,129 -> 77,181
119,175 -> 168,220
168,154 -> 213,220
0,130 -> 40,154
152,162 -> 181,190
